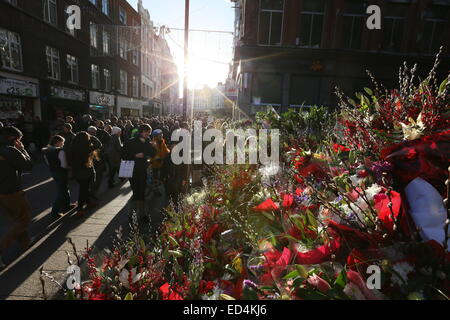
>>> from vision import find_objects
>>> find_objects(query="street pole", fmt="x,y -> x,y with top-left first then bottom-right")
183,0 -> 189,121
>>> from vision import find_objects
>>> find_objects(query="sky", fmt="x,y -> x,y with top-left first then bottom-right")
128,0 -> 236,89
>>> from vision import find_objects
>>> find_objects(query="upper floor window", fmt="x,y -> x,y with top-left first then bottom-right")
89,0 -> 96,5
381,4 -> 408,52
421,7 -> 447,54
132,49 -> 139,66
103,31 -> 110,54
132,76 -> 139,97
119,6 -> 127,25
119,38 -> 128,60
258,0 -> 284,45
120,70 -> 128,95
104,69 -> 111,91
341,1 -> 366,50
0,28 -> 23,71
43,0 -> 57,26
46,46 -> 60,80
90,22 -> 98,48
298,0 -> 326,48
5,0 -> 18,6
91,64 -> 100,89
66,54 -> 78,84
102,0 -> 109,16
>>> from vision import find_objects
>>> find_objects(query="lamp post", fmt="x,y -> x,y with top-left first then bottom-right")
183,0 -> 190,121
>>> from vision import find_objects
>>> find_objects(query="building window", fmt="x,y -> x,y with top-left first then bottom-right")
290,75 -> 320,106
90,22 -> 98,48
132,49 -> 139,66
119,37 -> 128,60
43,0 -> 57,25
381,4 -> 408,52
103,31 -> 110,54
89,0 -> 96,5
119,6 -> 127,25
0,28 -> 23,71
132,76 -> 139,97
104,69 -> 111,91
258,0 -> 284,45
120,70 -> 128,95
251,73 -> 282,105
421,8 -> 447,54
5,0 -> 18,6
297,0 -> 325,48
67,54 -> 78,84
46,46 -> 60,80
102,0 -> 109,16
341,1 -> 366,50
91,64 -> 100,89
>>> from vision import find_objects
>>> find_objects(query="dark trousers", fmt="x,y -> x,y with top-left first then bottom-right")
130,169 -> 147,201
50,169 -> 70,215
0,191 -> 31,255
76,178 -> 94,210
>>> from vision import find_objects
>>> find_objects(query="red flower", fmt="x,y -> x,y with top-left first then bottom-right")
253,199 -> 279,212
203,224 -> 220,243
374,190 -> 401,234
333,143 -> 351,153
159,283 -> 184,300
282,194 -> 294,209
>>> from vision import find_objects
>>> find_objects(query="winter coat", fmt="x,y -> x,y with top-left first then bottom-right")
0,136 -> 33,194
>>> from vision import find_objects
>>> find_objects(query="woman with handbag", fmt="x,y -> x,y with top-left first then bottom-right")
68,131 -> 102,216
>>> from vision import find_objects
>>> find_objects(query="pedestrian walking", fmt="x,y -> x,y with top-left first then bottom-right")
0,127 -> 33,269
42,135 -> 74,218
107,126 -> 123,188
121,124 -> 156,216
68,131 -> 102,216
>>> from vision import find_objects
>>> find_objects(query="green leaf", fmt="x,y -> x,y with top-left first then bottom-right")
438,78 -> 448,94
364,87 -> 373,96
168,235 -> 179,247
168,250 -> 184,258
219,294 -> 236,300
334,269 -> 347,288
283,270 -> 299,280
124,292 -> 134,300
295,265 -> 309,279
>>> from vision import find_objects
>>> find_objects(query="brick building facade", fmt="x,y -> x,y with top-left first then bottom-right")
231,0 -> 450,118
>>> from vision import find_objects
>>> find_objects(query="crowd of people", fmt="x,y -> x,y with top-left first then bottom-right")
0,113 -> 198,270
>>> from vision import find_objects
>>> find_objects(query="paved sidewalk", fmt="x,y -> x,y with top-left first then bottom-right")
0,181 -> 133,300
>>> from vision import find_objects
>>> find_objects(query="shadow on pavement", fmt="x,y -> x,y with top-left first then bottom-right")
0,180 -> 130,300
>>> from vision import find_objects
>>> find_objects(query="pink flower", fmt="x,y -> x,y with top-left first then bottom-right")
307,274 -> 331,294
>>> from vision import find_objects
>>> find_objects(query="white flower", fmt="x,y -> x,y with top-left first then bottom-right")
221,273 -> 233,281
343,283 -> 366,300
365,184 -> 382,201
349,174 -> 363,186
119,268 -> 145,289
259,162 -> 280,178
202,286 -> 223,300
391,262 -> 414,286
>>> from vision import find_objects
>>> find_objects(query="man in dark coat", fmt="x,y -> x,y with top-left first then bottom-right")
0,127 -> 33,269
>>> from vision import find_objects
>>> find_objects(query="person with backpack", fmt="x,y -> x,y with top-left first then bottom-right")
0,127 -> 33,269
42,135 -> 74,218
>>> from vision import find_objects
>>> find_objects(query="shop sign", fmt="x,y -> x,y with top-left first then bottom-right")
89,91 -> 115,107
51,85 -> 86,101
0,78 -> 38,97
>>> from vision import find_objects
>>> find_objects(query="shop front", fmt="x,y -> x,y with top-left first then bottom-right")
0,73 -> 40,131
117,96 -> 145,118
89,91 -> 115,120
45,84 -> 88,120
